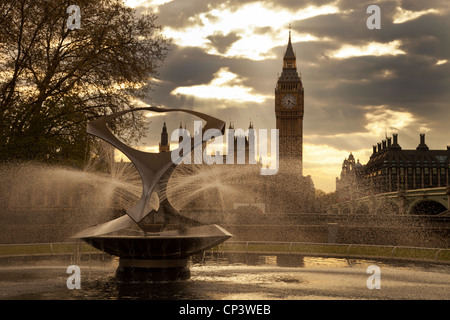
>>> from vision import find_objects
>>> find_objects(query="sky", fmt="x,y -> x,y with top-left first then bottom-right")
122,0 -> 450,192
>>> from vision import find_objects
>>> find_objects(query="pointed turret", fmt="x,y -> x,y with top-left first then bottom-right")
284,26 -> 296,61
159,121 -> 170,153
278,26 -> 300,82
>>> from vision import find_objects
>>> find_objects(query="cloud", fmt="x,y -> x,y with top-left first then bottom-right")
171,67 -> 269,103
161,1 -> 339,60
363,105 -> 420,136
206,32 -> 241,54
304,104 -> 423,149
398,0 -> 450,12
146,0 -> 213,27
125,0 -> 173,8
393,7 -> 440,24
328,40 -> 406,59
124,0 -> 450,193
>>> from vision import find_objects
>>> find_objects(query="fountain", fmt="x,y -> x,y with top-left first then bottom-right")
72,107 -> 232,281
1,107 -> 449,299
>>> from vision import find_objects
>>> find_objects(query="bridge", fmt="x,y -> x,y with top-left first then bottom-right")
333,187 -> 450,215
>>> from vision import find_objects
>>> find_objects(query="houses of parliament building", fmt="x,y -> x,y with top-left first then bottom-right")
158,30 -> 316,214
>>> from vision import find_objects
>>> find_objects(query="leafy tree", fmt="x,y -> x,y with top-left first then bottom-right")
0,0 -> 170,165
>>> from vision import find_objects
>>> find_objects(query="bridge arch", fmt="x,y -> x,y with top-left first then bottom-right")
408,199 -> 448,215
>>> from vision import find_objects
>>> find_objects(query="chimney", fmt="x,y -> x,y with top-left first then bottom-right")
373,145 -> 377,154
382,140 -> 386,149
387,137 -> 392,147
420,133 -> 425,145
417,133 -> 429,151
390,133 -> 401,150
377,142 -> 382,152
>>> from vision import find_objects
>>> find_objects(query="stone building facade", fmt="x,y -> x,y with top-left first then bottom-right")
336,133 -> 450,200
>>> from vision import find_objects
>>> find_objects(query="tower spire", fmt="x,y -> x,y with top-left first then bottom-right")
289,23 -> 291,42
283,24 -> 296,63
159,121 -> 170,152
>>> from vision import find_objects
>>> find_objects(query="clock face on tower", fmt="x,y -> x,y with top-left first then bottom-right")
282,94 -> 296,109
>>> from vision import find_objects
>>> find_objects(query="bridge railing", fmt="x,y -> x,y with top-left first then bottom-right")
336,186 -> 447,204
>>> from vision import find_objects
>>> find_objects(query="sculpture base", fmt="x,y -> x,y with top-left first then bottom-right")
75,223 -> 232,282
115,258 -> 191,282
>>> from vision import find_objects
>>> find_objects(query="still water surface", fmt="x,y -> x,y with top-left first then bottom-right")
1,256 -> 449,300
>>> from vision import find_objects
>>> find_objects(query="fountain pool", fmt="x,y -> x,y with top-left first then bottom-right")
0,256 -> 449,301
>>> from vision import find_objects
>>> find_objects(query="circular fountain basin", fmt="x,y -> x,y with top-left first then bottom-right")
80,224 -> 232,281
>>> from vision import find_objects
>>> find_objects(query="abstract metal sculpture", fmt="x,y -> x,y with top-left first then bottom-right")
73,107 -> 232,280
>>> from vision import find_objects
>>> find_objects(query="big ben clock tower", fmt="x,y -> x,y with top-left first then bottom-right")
275,28 -> 304,175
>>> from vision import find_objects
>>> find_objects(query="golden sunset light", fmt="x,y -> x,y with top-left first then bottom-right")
118,0 -> 450,192
1,0 -> 450,303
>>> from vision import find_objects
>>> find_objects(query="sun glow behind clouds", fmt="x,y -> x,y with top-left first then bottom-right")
303,105 -> 429,192
393,7 -> 440,24
329,40 -> 405,59
171,67 -> 269,103
163,2 -> 338,60
364,105 -> 418,137
124,0 -> 172,8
